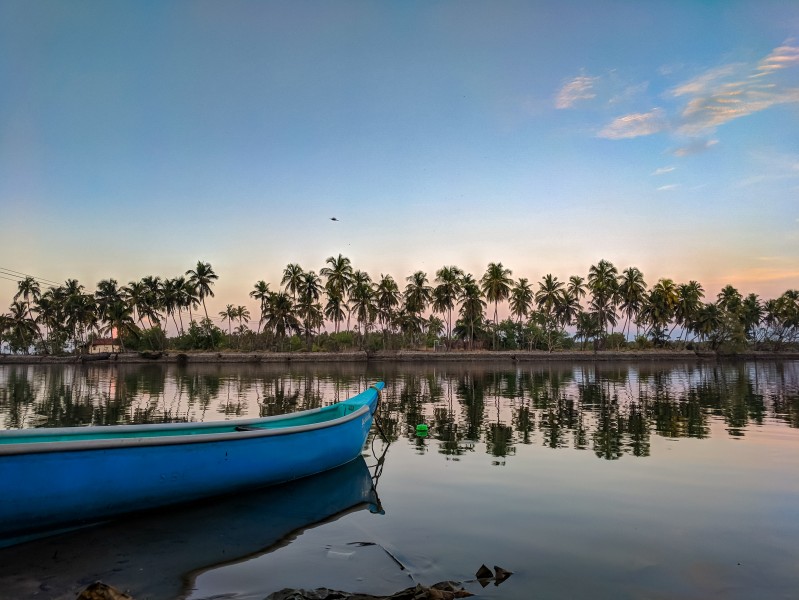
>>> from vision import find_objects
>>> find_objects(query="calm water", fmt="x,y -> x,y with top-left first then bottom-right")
1,360 -> 798,599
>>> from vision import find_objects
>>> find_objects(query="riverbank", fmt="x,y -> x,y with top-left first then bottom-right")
1,348 -> 798,365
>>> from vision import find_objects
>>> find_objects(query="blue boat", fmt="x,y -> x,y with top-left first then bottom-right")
0,381 -> 384,542
0,456 -> 378,599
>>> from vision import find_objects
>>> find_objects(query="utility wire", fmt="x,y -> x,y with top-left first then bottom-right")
0,267 -> 61,287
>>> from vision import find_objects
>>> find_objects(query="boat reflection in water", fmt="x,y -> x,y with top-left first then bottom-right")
0,455 -> 378,600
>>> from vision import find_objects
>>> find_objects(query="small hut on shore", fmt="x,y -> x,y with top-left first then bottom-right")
89,338 -> 121,354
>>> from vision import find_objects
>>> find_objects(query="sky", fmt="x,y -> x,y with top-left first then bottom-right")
1,0 -> 798,323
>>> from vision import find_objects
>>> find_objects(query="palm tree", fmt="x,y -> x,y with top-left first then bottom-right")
122,280 -> 149,328
639,279 -> 678,345
459,274 -> 486,349
535,274 -> 564,352
0,311 -> 10,354
690,302 -> 724,348
250,280 -> 271,334
181,277 -> 201,324
140,275 -> 164,329
617,267 -> 647,339
102,300 -> 139,351
567,275 -> 587,302
296,271 -> 323,350
375,274 -> 401,347
432,266 -> 464,346
404,272 -> 432,340
320,254 -> 354,329
674,281 -> 704,342
323,290 -> 347,337
281,263 -> 304,300
235,305 -> 251,330
480,262 -> 513,350
95,278 -> 123,327
219,304 -> 236,337
14,276 -> 44,351
509,278 -> 533,325
161,277 -> 183,335
587,259 -> 619,345
185,261 -> 218,319
740,293 -> 763,342
555,290 -> 582,332
349,271 -> 376,346
263,291 -> 301,349
7,300 -> 38,354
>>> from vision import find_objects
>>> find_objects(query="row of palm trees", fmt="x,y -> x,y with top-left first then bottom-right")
1,256 -> 798,354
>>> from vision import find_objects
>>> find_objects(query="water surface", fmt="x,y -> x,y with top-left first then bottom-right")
0,360 -> 797,599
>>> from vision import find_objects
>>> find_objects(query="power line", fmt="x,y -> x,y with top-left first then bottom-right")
0,267 -> 61,287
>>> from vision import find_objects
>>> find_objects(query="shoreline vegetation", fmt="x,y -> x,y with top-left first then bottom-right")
2,257 -> 797,358
2,349 -> 798,365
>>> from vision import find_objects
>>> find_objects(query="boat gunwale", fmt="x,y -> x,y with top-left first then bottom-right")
0,391 -> 378,456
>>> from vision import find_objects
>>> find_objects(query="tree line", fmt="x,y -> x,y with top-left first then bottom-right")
1,256 -> 797,354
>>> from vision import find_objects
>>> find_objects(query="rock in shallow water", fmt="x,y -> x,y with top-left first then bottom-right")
266,581 -> 473,600
76,582 -> 134,600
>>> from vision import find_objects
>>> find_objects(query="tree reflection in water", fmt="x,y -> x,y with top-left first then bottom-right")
0,360 -> 797,461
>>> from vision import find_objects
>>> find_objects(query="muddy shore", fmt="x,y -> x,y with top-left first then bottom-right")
1,349 -> 797,365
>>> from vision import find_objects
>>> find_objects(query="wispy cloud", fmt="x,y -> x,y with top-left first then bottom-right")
734,150 -> 799,187
555,74 -> 598,109
597,108 -> 667,139
673,139 -> 718,156
755,43 -> 799,76
657,184 -> 680,191
673,42 -> 799,135
589,41 -> 799,145
652,166 -> 676,176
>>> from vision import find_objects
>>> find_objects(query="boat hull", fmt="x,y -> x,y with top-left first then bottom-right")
0,383 -> 383,541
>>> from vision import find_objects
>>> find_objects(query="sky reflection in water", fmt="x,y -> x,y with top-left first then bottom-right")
1,360 -> 798,599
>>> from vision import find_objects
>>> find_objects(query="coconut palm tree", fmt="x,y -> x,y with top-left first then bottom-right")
140,275 -> 164,329
0,311 -> 10,354
717,285 -> 743,315
740,293 -> 763,342
459,274 -> 486,349
404,272 -> 432,337
319,254 -> 354,333
219,304 -> 236,337
102,300 -> 139,351
7,300 -> 38,354
375,274 -> 401,347
181,277 -> 200,324
587,260 -> 619,344
433,266 -> 464,346
263,291 -> 301,349
95,279 -> 123,327
250,280 -> 271,334
185,261 -> 218,320
480,262 -> 513,350
555,290 -> 582,332
674,281 -> 704,342
349,272 -> 376,346
617,267 -> 647,339
122,280 -> 149,328
296,271 -> 323,350
567,275 -> 587,303
509,278 -> 533,324
281,263 -> 304,300
323,289 -> 347,337
161,277 -> 183,335
14,276 -> 45,351
535,274 -> 564,352
639,279 -> 678,344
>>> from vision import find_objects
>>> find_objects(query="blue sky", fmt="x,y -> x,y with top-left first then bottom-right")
1,1 -> 797,319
